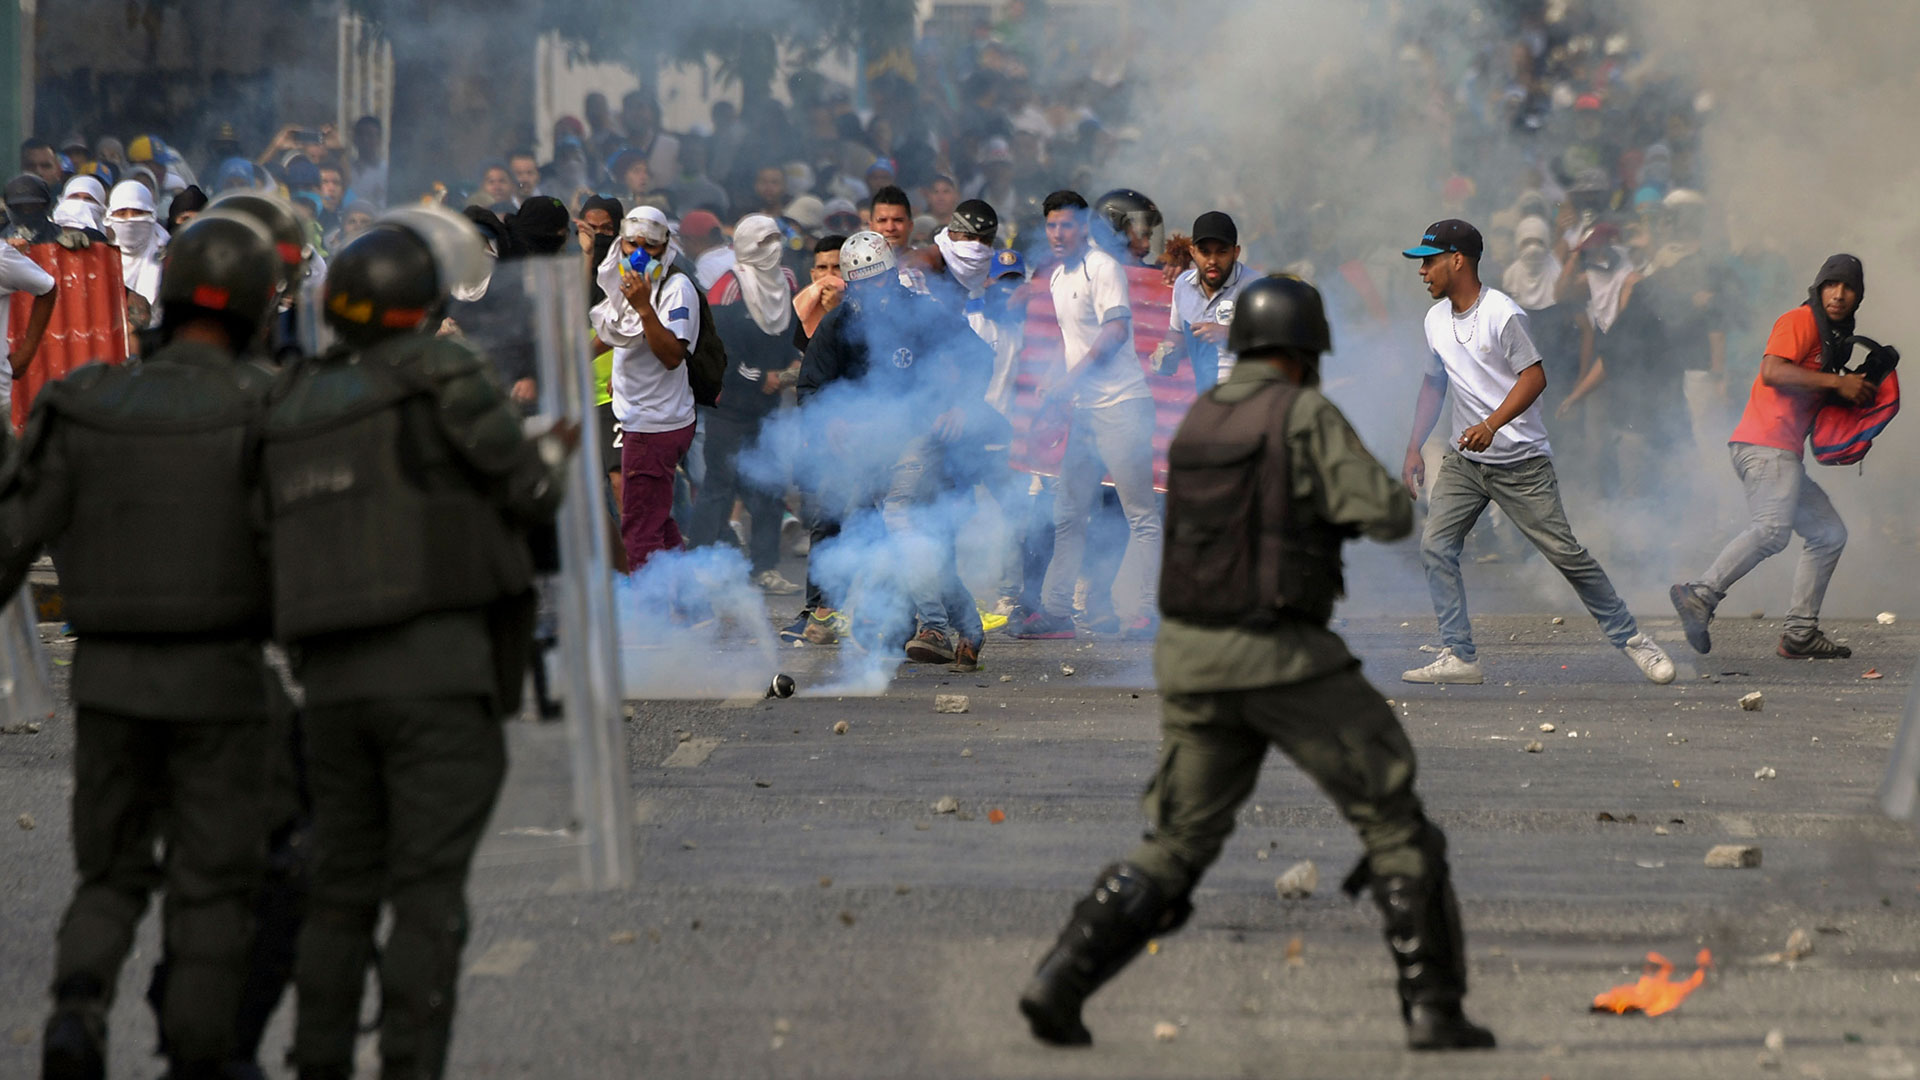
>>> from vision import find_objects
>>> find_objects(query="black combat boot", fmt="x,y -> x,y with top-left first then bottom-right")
42,975 -> 108,1080
1371,874 -> 1497,1050
1018,863 -> 1191,1047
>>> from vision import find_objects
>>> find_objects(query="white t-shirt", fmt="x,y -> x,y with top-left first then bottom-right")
0,244 -> 57,409
1421,286 -> 1551,465
1049,247 -> 1148,409
606,271 -> 700,434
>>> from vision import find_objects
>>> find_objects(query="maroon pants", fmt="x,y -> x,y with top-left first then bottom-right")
619,421 -> 696,571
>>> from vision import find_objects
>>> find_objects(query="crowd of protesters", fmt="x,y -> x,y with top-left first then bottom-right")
2,0 -> 1818,669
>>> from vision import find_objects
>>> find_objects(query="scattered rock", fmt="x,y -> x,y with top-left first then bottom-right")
894,884 -> 912,895
913,821 -> 931,831
1274,860 -> 1318,899
1705,844 -> 1762,869
1285,936 -> 1305,967
1762,928 -> 1814,965
987,808 -> 1007,824
1550,617 -> 1565,625
1061,665 -> 1075,677
960,748 -> 973,757
773,1018 -> 793,1035
1878,612 -> 1897,626
1539,722 -> 1556,733
934,694 -> 970,714
999,674 -> 1014,683
1595,812 -> 1638,824
838,910 -> 856,927
0,721 -> 41,735
832,721 -> 849,735
680,839 -> 697,850
1523,740 -> 1544,753
1765,1028 -> 1786,1053
1754,766 -> 1777,780
676,731 -> 692,742
1739,692 -> 1765,711
753,779 -> 773,788
1654,825 -> 1670,836
819,876 -> 833,888
932,796 -> 959,814
1153,1021 -> 1180,1042
608,930 -> 637,945
17,813 -> 32,830
1862,669 -> 1884,680
1750,610 -> 1766,619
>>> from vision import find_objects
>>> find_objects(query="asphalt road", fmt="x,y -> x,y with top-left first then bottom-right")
4,596 -> 1920,1079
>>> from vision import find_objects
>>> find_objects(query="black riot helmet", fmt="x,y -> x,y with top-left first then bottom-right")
948,198 -> 999,243
1227,275 -> 1333,359
207,191 -> 308,292
324,203 -> 489,348
1092,187 -> 1163,261
323,225 -> 443,347
157,208 -> 282,348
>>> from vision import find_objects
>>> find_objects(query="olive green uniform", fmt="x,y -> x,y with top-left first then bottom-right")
260,332 -> 562,1080
1129,360 -> 1429,894
0,344 -> 279,1070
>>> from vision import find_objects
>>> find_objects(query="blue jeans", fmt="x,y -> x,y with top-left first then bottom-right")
879,436 -> 983,645
1041,397 -> 1163,621
1421,451 -> 1637,661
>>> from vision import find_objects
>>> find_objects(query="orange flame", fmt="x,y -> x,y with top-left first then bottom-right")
1591,950 -> 1712,1017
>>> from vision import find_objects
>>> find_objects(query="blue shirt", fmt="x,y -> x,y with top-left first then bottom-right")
1170,260 -> 1254,382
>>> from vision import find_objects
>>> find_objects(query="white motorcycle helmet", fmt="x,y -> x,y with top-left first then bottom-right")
840,230 -> 898,284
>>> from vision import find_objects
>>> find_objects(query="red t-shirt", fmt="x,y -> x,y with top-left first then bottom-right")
1728,305 -> 1825,456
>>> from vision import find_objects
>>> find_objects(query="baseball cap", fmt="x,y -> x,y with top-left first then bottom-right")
681,209 -> 722,238
990,247 -> 1027,280
866,156 -> 897,177
979,137 -> 1013,165
1190,211 -> 1237,246
127,135 -> 163,163
1402,218 -> 1483,261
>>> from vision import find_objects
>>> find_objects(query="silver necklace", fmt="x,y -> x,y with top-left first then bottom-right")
1451,291 -> 1482,345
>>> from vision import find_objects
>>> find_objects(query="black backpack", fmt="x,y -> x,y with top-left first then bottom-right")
664,265 -> 727,407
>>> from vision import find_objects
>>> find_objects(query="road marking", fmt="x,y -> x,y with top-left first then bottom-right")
467,938 -> 536,977
662,737 -> 723,768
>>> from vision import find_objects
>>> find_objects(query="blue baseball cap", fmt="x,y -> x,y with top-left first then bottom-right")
1403,218 -> 1483,260
990,247 -> 1027,280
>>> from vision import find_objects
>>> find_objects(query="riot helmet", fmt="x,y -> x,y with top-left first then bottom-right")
1093,188 -> 1163,262
1227,275 -> 1332,359
157,208 -> 282,347
323,225 -> 444,346
206,191 -> 307,292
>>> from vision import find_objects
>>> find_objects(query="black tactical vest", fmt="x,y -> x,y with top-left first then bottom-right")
37,350 -> 274,635
260,338 -> 533,642
1159,381 -> 1344,627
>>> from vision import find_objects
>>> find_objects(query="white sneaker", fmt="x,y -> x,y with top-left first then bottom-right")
1401,647 -> 1483,685
992,596 -> 1020,618
1622,632 -> 1676,684
753,569 -> 803,595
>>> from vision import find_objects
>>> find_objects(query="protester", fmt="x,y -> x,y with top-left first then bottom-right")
1155,211 -> 1255,391
0,227 -> 57,413
106,180 -> 167,326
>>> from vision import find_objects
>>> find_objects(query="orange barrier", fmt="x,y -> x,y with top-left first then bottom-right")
1007,264 -> 1194,491
8,243 -> 128,432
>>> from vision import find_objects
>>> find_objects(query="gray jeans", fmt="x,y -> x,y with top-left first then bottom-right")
1041,397 -> 1162,621
1422,451 -> 1638,661
1696,443 -> 1846,632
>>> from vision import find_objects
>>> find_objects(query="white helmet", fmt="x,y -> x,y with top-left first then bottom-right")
840,230 -> 898,284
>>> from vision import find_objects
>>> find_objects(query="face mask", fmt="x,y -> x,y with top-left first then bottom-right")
591,233 -> 615,264
110,216 -> 154,250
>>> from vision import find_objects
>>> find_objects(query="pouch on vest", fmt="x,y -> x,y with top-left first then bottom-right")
1812,335 -> 1900,466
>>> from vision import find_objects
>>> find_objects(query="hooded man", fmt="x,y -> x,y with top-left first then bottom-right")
1501,214 -> 1561,311
591,204 -> 702,571
4,174 -> 60,244
52,175 -> 109,234
687,214 -> 804,595
1670,254 -> 1875,660
107,180 -> 169,327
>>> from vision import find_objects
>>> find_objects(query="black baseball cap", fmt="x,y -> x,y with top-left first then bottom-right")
1191,210 -> 1237,246
1403,218 -> 1483,261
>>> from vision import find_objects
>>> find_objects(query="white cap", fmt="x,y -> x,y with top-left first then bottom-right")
839,231 -> 897,283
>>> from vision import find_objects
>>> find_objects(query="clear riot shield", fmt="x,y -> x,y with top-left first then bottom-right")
469,254 -> 633,892
0,583 -> 54,729
1880,672 -> 1920,828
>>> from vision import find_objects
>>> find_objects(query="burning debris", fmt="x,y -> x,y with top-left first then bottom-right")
1591,950 -> 1712,1017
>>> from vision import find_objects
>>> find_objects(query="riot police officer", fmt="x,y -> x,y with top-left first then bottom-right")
0,210 -> 286,1080
1017,276 -> 1497,1052
258,205 -> 574,1080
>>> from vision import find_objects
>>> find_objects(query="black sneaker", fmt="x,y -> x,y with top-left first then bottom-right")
1669,583 -> 1714,655
1008,609 -> 1076,639
1778,628 -> 1852,659
42,1005 -> 105,1080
